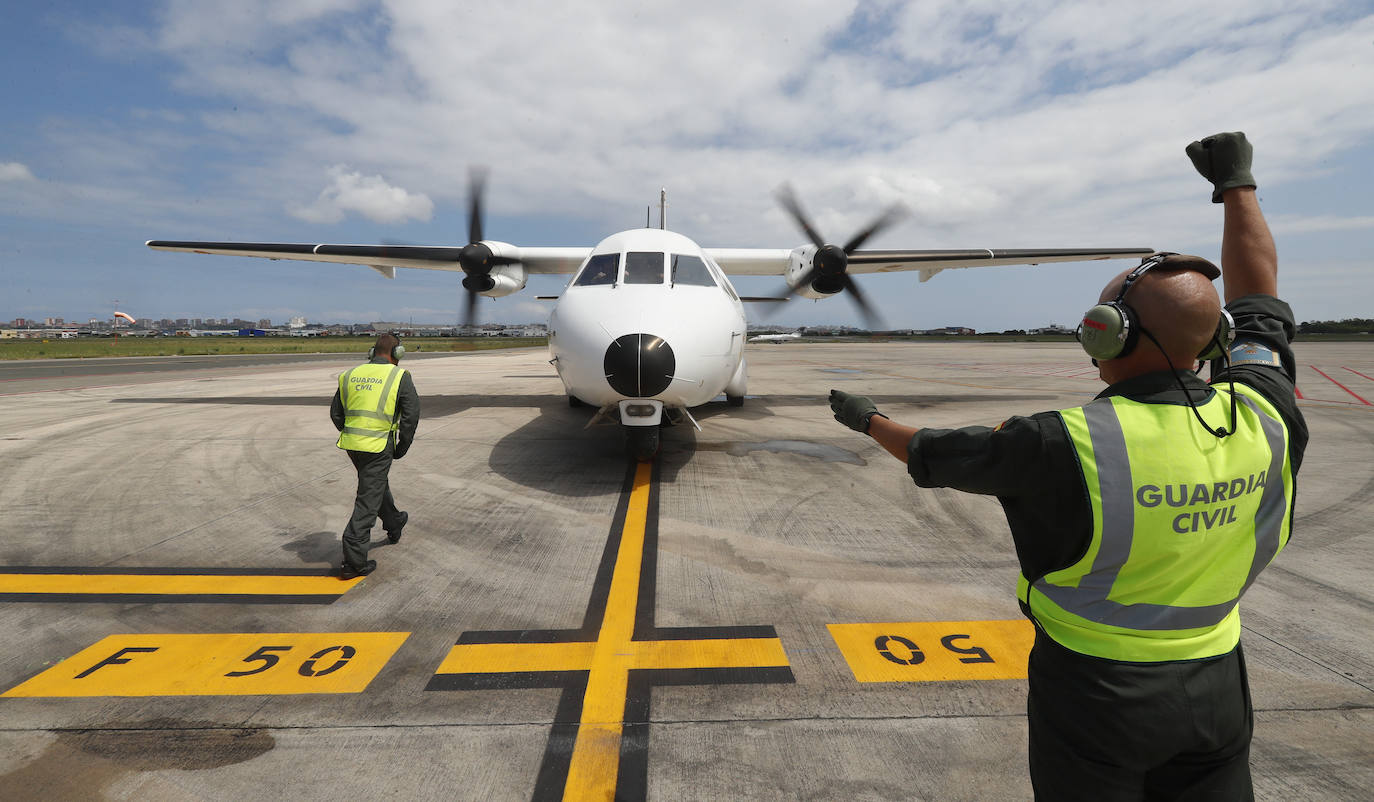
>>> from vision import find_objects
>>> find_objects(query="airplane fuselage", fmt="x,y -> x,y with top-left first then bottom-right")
548,229 -> 748,420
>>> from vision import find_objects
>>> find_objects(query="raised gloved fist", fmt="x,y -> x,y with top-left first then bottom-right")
1186,132 -> 1256,203
829,389 -> 885,433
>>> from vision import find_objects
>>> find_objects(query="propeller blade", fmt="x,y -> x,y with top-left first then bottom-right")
841,273 -> 884,331
782,265 -> 818,299
842,204 -> 907,254
463,287 -> 479,331
760,287 -> 794,317
772,185 -> 905,330
775,183 -> 826,249
467,167 -> 488,245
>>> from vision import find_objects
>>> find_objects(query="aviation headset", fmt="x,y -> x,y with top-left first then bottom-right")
1076,252 -> 1234,363
368,336 -> 406,362
1075,251 -> 1238,438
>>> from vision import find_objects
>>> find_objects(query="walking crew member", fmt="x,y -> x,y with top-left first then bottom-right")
331,332 -> 420,579
828,132 -> 1306,799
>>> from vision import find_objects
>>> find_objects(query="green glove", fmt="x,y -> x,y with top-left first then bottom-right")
829,389 -> 886,433
1186,132 -> 1256,203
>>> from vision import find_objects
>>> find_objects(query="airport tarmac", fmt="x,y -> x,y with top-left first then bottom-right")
1,341 -> 1371,801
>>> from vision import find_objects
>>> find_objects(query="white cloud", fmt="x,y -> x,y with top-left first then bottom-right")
0,162 -> 36,182
133,3 -> 1374,238
9,2 -> 1374,328
289,165 -> 434,224
1271,215 -> 1374,235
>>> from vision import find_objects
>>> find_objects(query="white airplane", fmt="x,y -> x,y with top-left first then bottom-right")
749,333 -> 801,343
148,178 -> 1150,459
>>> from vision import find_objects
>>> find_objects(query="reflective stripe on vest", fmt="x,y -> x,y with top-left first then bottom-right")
1020,385 -> 1293,661
336,363 -> 405,453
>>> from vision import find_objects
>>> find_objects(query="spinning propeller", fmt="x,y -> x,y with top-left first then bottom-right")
456,168 -> 520,330
774,184 -> 906,330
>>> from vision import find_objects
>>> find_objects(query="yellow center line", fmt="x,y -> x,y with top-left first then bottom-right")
564,460 -> 653,800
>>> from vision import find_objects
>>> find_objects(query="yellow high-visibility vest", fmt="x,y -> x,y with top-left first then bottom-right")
336,362 -> 405,453
1018,384 -> 1293,661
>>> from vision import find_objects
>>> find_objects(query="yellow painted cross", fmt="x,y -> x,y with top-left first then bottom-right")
427,461 -> 793,801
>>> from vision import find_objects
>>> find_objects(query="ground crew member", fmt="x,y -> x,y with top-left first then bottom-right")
829,132 -> 1306,800
331,332 -> 420,579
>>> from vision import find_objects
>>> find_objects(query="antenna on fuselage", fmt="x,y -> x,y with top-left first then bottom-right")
659,188 -> 667,230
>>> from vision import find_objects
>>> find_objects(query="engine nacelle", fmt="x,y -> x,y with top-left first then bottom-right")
478,263 -> 527,297
459,240 -> 527,297
783,245 -> 841,300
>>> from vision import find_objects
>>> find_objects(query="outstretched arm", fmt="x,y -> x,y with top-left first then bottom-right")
867,415 -> 921,464
829,389 -> 919,463
1187,132 -> 1278,300
1220,187 -> 1278,300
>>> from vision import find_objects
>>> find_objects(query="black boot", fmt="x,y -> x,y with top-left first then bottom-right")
387,511 -> 408,544
340,559 -> 376,580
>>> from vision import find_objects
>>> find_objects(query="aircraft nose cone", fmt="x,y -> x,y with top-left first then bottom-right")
604,333 -> 675,398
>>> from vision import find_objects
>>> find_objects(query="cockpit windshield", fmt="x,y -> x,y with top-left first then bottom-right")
670,254 -> 716,287
624,252 -> 664,284
573,252 -> 619,286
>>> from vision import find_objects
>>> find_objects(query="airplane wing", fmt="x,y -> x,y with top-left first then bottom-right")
148,240 -> 1151,283
707,247 -> 1154,279
145,241 -> 591,277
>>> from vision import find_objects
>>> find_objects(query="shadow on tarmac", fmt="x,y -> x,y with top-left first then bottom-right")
110,391 -> 1060,417
109,391 -> 1060,501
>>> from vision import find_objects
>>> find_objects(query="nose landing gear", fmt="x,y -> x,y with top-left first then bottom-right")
619,400 -> 663,462
626,425 -> 660,462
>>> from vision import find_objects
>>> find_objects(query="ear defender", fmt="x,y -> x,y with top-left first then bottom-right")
1076,252 -> 1165,361
1077,301 -> 1138,361
1197,308 -> 1235,362
367,340 -> 405,361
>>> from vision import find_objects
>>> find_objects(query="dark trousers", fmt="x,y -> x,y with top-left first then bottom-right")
1027,632 -> 1254,801
341,449 -> 401,568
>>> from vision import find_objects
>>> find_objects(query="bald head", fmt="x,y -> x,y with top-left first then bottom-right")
1098,264 -> 1222,366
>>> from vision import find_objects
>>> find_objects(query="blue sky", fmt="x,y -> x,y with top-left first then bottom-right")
3,1 -> 1373,330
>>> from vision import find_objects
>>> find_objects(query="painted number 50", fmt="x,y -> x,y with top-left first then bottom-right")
224,645 -> 357,677
874,634 -> 994,666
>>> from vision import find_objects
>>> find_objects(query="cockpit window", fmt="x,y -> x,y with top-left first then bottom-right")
707,257 -> 740,301
670,254 -> 716,287
624,251 -> 664,284
574,252 -> 619,286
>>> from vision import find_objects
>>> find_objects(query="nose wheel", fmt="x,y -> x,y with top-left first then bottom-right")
626,426 -> 660,462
